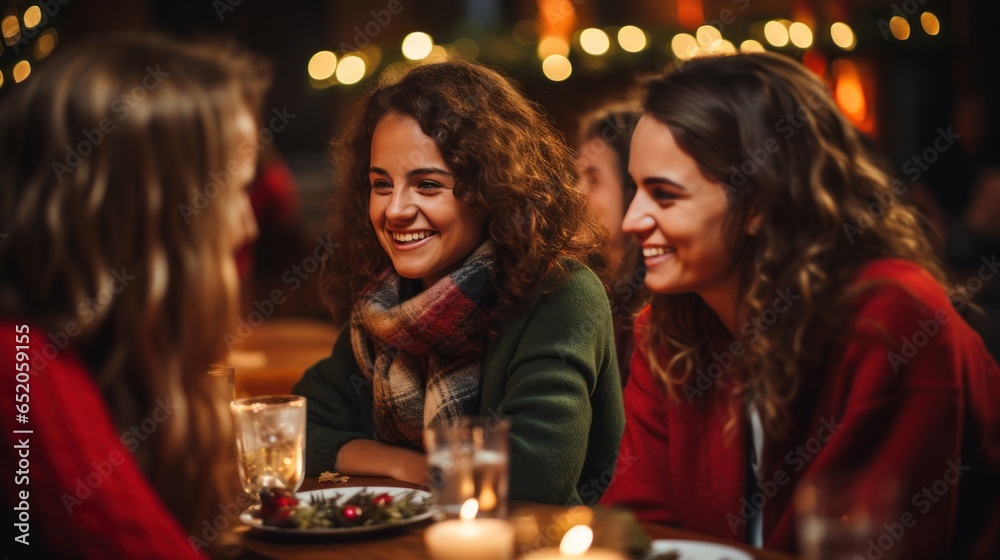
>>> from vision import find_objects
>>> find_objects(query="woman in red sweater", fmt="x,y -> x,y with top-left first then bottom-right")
0,35 -> 267,558
600,53 -> 1000,559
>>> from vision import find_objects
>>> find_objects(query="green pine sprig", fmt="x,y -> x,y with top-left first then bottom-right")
291,490 -> 429,529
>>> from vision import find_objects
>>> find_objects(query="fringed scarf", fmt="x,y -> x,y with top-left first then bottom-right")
350,242 -> 495,449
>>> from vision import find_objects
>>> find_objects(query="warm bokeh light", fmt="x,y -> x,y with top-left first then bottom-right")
335,55 -> 365,85
2,15 -> 20,45
834,59 -> 867,124
677,0 -> 704,30
617,25 -> 646,52
830,22 -> 856,50
921,12 -> 940,35
542,54 -> 572,81
789,22 -> 813,48
695,25 -> 722,48
764,21 -> 790,47
13,60 -> 31,83
539,0 -> 576,33
559,525 -> 594,555
361,45 -> 382,74
426,44 -> 449,63
307,51 -> 337,81
671,33 -> 698,59
740,39 -> 765,53
834,58 -> 875,134
708,39 -> 736,54
0,70 -> 4,90
453,37 -> 479,59
802,49 -> 827,76
401,31 -> 433,60
889,16 -> 910,40
459,499 -> 478,520
34,29 -> 57,59
23,6 -> 42,29
579,27 -> 610,55
537,36 -> 569,58
838,80 -> 865,115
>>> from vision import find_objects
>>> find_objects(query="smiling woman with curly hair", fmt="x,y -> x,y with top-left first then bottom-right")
293,60 -> 624,505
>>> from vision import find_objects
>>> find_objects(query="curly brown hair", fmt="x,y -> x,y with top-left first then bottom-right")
639,53 -> 951,438
323,60 -> 604,330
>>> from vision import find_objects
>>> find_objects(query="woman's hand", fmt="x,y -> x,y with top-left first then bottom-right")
335,439 -> 428,485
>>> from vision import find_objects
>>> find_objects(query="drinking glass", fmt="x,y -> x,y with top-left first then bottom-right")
425,416 -> 510,518
794,474 -> 901,560
230,395 -> 306,499
511,506 -> 631,556
207,364 -> 236,402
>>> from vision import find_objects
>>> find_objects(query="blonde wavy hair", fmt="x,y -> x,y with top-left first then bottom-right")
0,34 -> 269,546
640,53 -> 950,438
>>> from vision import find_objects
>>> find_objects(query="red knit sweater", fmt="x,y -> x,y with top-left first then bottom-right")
600,259 -> 1000,559
1,322 -> 206,559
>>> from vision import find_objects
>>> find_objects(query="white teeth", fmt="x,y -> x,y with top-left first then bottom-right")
643,247 -> 668,257
391,231 -> 431,242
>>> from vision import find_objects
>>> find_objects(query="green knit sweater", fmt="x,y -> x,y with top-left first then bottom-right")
292,264 -> 625,505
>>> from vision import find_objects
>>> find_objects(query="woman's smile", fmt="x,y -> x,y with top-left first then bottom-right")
368,113 -> 486,287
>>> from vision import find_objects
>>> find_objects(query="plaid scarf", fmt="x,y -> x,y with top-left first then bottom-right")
350,242 -> 495,449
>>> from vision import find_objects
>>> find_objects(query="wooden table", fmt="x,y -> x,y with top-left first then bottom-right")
228,318 -> 339,398
238,477 -> 793,560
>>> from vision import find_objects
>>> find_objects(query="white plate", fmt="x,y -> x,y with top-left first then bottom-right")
646,539 -> 755,560
240,486 -> 434,536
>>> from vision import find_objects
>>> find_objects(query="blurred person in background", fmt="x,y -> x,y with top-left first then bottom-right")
576,104 -> 650,385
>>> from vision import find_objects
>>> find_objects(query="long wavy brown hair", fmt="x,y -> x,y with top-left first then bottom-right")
0,34 -> 269,547
323,60 -> 604,330
640,53 -> 950,438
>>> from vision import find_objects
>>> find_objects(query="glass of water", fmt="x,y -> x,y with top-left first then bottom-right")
207,364 -> 235,402
425,416 -> 510,518
794,474 -> 900,560
230,395 -> 306,499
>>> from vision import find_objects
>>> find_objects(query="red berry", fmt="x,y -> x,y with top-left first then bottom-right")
259,487 -> 299,518
341,505 -> 362,523
263,507 -> 297,528
373,493 -> 393,506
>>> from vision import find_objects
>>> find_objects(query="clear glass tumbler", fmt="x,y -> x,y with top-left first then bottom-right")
231,395 -> 306,499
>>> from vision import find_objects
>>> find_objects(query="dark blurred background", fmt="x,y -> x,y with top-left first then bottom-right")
2,0 -> 997,355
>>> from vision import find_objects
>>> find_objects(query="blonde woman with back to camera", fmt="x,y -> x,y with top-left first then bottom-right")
0,35 -> 268,558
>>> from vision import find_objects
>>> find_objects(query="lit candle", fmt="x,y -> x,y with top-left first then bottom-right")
523,525 -> 627,560
425,499 -> 515,560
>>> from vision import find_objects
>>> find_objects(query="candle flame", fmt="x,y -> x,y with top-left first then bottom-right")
559,525 -> 593,556
459,498 -> 479,520
479,485 -> 497,511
